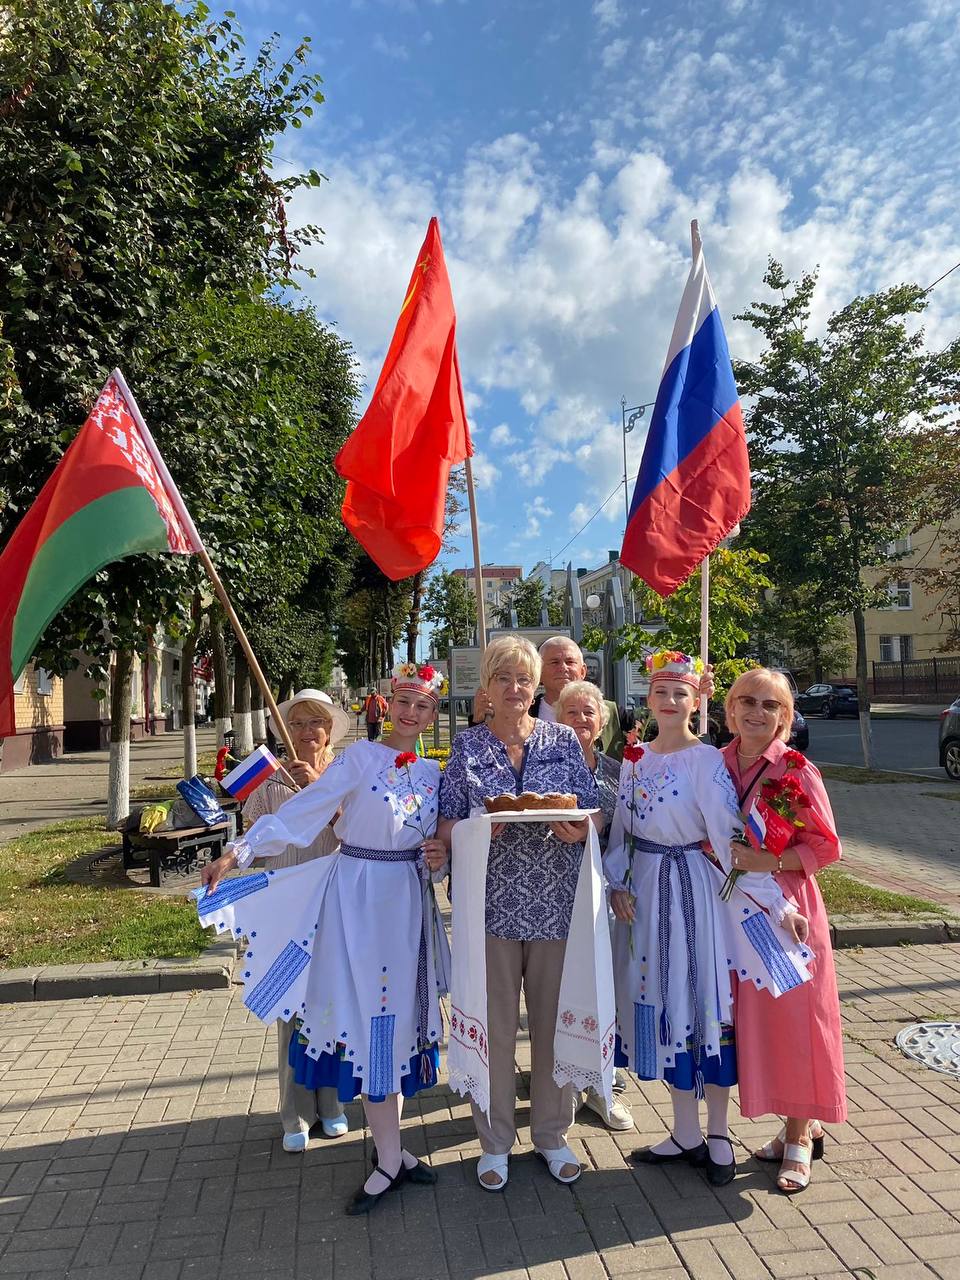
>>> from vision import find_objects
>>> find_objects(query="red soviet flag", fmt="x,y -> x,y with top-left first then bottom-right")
335,217 -> 472,580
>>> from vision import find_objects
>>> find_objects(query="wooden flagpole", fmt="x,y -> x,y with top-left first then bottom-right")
110,370 -> 300,769
464,453 -> 487,653
689,222 -> 711,737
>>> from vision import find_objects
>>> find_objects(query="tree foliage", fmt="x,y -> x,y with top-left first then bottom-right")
423,569 -> 476,658
734,260 -> 960,762
617,547 -> 773,696
493,576 -> 564,628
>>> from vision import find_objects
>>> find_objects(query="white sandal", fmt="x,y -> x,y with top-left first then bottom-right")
477,1152 -> 509,1191
777,1141 -> 812,1194
535,1144 -> 582,1184
755,1120 -> 824,1162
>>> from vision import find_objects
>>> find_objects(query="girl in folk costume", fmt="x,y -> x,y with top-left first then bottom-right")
605,652 -> 813,1186
241,689 -> 352,1149
197,663 -> 450,1215
721,669 -> 846,1194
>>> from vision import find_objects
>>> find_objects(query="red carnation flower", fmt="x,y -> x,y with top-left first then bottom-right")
417,665 -> 436,681
623,745 -> 645,763
783,749 -> 806,770
394,752 -> 418,768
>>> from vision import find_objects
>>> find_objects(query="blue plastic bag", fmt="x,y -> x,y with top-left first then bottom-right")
176,774 -> 227,827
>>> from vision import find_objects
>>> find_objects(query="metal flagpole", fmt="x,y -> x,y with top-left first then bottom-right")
464,454 -> 487,652
110,369 -> 300,769
688,222 -> 711,737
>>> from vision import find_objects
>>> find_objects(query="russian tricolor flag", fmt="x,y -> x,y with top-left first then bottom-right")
220,745 -> 281,802
621,224 -> 750,597
744,798 -> 767,852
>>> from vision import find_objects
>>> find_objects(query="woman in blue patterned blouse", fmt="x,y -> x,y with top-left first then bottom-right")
438,636 -> 600,1192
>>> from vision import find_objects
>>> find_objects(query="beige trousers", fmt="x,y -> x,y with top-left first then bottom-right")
277,1018 -> 343,1135
472,934 -> 575,1154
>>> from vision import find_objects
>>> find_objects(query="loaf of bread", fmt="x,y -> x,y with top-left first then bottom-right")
483,792 -> 578,813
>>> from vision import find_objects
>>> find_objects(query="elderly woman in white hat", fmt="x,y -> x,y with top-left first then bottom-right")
242,688 -> 352,1150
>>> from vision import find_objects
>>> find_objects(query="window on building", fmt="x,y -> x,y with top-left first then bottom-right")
879,635 -> 894,661
36,667 -> 53,696
890,579 -> 912,609
885,534 -> 912,557
899,634 -> 913,662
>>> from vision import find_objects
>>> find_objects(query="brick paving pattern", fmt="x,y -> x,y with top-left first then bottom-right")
1,944 -> 960,1279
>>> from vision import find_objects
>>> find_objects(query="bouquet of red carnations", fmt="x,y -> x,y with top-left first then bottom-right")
720,769 -> 809,902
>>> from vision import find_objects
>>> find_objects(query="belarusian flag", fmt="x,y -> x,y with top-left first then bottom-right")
0,372 -> 202,737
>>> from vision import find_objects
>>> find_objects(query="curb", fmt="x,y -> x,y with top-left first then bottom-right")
0,939 -> 237,1003
832,920 -> 958,948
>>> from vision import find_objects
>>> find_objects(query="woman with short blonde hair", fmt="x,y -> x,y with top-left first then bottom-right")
720,668 -> 845,1194
479,634 -> 542,690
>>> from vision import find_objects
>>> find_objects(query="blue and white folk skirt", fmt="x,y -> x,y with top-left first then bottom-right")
195,843 -> 449,1102
611,837 -> 813,1094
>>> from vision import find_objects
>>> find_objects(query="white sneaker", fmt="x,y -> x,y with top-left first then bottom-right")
282,1130 -> 309,1153
582,1090 -> 635,1131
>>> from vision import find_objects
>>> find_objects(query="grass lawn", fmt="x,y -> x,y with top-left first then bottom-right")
0,818 -> 208,968
817,764 -> 926,785
819,865 -> 949,918
130,749 -> 219,799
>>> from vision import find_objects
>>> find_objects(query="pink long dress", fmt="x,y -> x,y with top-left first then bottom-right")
722,737 -> 847,1123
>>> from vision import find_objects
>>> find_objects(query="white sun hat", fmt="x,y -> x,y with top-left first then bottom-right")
269,688 -> 351,748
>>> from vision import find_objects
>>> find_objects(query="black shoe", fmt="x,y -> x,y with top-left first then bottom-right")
346,1163 -> 405,1215
631,1135 -> 707,1166
370,1147 -> 438,1186
703,1134 -> 737,1186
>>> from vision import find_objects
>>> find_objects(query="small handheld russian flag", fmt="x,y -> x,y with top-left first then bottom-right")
220,745 -> 281,802
744,796 -> 795,856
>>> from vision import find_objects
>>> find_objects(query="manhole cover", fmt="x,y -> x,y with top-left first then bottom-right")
896,1022 -> 960,1077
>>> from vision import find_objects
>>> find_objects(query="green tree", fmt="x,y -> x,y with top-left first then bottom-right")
734,262 -> 960,765
617,547 -> 774,696
423,569 -> 477,658
493,576 -> 564,628
0,1 -> 329,819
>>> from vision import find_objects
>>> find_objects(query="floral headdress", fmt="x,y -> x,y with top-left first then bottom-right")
645,649 -> 704,689
391,661 -> 448,704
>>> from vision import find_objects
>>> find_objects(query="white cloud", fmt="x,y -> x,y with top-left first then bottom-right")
489,422 -> 517,446
600,37 -> 628,69
469,453 -> 499,489
372,32 -> 409,59
592,0 -> 623,30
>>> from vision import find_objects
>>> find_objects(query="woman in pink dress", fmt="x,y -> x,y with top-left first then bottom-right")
721,668 -> 847,1194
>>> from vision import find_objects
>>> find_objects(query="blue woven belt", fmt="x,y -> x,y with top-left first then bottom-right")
634,836 -> 706,1095
339,843 -> 420,862
338,842 -> 432,1073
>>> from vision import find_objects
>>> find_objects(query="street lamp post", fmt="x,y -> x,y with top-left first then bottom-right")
620,396 -> 654,625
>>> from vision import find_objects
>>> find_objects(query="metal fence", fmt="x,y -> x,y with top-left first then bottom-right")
871,656 -> 960,699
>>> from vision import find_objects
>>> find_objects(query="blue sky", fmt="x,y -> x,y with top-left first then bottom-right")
232,0 -> 960,580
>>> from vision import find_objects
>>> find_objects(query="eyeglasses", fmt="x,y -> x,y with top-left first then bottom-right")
289,717 -> 331,731
736,695 -> 782,713
493,673 -> 534,689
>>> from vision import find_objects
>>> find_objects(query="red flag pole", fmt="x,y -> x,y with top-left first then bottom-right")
109,370 -> 299,766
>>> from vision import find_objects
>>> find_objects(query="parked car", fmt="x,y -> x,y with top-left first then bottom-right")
939,696 -> 960,782
796,683 -> 858,718
706,702 -> 810,752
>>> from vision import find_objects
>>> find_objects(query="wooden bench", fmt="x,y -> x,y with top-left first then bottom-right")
121,802 -> 243,889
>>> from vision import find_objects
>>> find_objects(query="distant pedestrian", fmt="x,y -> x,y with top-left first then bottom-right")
721,668 -> 846,1194
364,687 -> 388,741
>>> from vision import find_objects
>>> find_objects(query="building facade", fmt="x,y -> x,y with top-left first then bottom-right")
451,564 -> 522,616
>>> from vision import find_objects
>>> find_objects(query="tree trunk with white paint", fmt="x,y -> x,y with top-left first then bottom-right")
211,614 -> 232,747
251,678 -> 267,744
107,647 -> 133,829
181,591 -> 201,779
233,641 -> 253,756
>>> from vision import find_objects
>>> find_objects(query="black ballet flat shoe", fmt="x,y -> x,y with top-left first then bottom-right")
346,1163 -> 405,1215
370,1147 -> 438,1185
631,1135 -> 707,1166
703,1134 -> 737,1187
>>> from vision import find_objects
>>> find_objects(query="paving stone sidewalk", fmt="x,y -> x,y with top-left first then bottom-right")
1,943 -> 959,1280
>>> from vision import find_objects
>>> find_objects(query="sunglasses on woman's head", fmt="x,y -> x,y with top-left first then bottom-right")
736,695 -> 782,713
